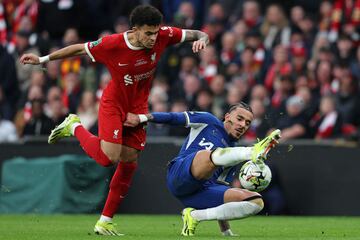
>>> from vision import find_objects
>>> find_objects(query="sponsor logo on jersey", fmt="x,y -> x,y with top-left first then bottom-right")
89,38 -> 102,49
123,68 -> 156,86
124,74 -> 133,85
118,63 -> 128,67
113,129 -> 119,139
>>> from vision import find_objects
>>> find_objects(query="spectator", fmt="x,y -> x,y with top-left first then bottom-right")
0,112 -> 18,143
261,4 -> 290,50
242,0 -> 262,32
328,0 -> 360,43
198,44 -> 218,83
209,74 -> 226,118
335,73 -> 360,126
62,72 -> 82,114
335,34 -> 356,65
309,95 -> 343,139
172,1 -> 198,29
231,19 -> 248,52
14,29 -> 40,92
0,45 -> 19,120
315,60 -> 333,96
45,86 -> 67,126
182,74 -> 202,109
318,1 -> 333,33
44,60 -> 61,90
22,98 -> 54,137
264,45 -> 292,91
275,95 -> 308,140
290,5 -> 305,29
239,46 -> 260,86
250,84 -> 270,107
77,90 -> 97,131
244,98 -> 271,141
193,88 -> 213,112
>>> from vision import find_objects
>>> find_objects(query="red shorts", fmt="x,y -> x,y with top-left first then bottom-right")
98,102 -> 146,151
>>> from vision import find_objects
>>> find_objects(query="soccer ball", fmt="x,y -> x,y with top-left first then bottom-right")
239,161 -> 272,192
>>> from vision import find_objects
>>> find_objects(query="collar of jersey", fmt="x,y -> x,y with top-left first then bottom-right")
124,31 -> 144,50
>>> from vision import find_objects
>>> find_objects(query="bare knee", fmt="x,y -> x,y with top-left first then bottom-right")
224,188 -> 263,207
100,141 -> 122,163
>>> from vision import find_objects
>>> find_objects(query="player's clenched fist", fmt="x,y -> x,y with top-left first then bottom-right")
20,53 -> 40,65
124,112 -> 141,127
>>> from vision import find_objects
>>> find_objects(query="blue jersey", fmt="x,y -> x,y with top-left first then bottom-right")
173,111 -> 237,185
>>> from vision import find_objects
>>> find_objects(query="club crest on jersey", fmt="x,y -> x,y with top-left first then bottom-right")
113,129 -> 119,139
151,53 -> 156,63
89,38 -> 102,49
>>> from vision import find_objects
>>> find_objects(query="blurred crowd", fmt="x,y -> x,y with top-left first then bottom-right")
0,0 -> 359,143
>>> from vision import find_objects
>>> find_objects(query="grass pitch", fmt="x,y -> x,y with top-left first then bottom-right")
0,215 -> 359,240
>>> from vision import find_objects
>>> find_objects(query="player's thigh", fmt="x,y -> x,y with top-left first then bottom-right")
191,150 -> 217,180
98,103 -> 124,161
224,187 -> 261,203
179,184 -> 230,209
122,125 -> 146,151
98,102 -> 124,145
167,152 -> 204,197
100,140 -> 122,162
120,145 -> 140,163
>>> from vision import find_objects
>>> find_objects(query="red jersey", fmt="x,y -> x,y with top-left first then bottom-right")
84,26 -> 185,115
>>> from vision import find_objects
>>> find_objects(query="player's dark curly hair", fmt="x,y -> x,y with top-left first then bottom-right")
129,5 -> 163,28
227,102 -> 253,114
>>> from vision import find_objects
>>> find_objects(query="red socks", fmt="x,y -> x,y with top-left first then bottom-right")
74,125 -> 137,217
74,126 -> 112,167
102,161 -> 138,217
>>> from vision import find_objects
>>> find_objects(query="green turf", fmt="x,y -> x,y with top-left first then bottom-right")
0,215 -> 359,240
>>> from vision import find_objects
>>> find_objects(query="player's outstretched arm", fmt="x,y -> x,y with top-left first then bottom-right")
20,43 -> 86,65
183,30 -> 209,53
124,112 -> 187,127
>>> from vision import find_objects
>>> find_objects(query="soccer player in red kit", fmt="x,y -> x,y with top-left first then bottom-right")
20,5 -> 209,235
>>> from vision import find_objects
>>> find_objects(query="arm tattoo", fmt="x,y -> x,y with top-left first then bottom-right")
184,30 -> 209,45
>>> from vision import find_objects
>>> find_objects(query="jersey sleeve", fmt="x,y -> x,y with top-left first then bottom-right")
184,111 -> 221,128
160,26 -> 186,47
84,34 -> 116,64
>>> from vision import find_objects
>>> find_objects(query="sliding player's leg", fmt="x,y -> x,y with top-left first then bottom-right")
180,186 -> 263,236
210,129 -> 281,167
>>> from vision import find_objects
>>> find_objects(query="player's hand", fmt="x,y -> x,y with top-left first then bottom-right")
19,53 -> 40,65
124,112 -> 141,127
192,40 -> 207,53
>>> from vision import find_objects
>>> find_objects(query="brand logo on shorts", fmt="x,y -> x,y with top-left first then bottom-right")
140,142 -> 145,147
113,129 -> 119,139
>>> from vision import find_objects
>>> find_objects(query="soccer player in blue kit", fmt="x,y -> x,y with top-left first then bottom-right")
124,102 -> 281,236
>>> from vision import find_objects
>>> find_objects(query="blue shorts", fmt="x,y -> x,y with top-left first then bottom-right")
167,152 -> 230,209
